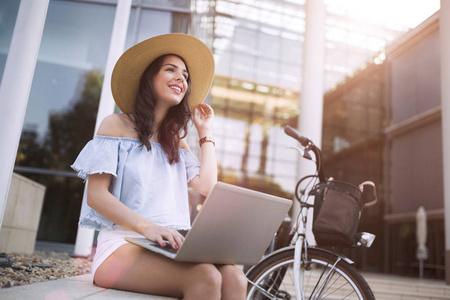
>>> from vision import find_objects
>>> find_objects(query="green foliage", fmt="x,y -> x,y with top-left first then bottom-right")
16,70 -> 103,171
45,70 -> 103,170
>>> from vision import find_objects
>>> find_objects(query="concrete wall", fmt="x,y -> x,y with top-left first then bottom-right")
0,173 -> 45,254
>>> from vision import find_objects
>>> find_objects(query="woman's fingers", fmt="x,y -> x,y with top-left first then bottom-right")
193,104 -> 214,131
174,233 -> 185,248
166,230 -> 185,249
198,103 -> 214,116
143,223 -> 186,249
195,104 -> 213,116
155,236 -> 166,247
163,235 -> 178,249
154,228 -> 185,249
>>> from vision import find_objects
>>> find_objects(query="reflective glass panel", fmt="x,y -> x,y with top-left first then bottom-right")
22,1 -> 115,146
142,0 -> 190,10
0,0 -> 20,79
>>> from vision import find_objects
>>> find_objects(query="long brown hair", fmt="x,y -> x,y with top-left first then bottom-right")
132,54 -> 192,164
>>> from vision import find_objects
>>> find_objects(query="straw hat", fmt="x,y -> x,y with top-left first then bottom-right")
111,33 -> 215,114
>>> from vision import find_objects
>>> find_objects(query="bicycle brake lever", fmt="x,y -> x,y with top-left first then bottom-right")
287,146 -> 312,160
303,145 -> 313,160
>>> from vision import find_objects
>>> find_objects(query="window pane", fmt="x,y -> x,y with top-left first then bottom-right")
22,1 -> 115,144
142,0 -> 190,10
126,9 -> 189,47
137,9 -> 172,42
0,0 -> 20,79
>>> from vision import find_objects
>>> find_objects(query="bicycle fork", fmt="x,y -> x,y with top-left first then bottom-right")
293,235 -> 304,300
293,235 -> 343,300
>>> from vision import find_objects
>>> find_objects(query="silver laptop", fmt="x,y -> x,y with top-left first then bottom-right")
125,181 -> 292,265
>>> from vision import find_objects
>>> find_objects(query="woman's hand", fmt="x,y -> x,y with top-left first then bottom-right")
193,103 -> 214,137
142,223 -> 185,249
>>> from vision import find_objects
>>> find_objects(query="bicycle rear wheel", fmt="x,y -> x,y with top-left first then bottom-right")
246,247 -> 374,300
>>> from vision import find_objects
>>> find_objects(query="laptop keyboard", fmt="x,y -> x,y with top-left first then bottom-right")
154,243 -> 179,254
178,229 -> 189,237
152,229 -> 189,254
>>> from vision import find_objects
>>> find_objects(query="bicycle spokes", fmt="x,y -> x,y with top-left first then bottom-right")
307,257 -> 341,299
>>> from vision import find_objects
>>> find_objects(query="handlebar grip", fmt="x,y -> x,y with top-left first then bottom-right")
284,126 -> 311,147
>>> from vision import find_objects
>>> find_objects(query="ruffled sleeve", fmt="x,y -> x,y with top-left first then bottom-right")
181,149 -> 201,183
71,136 -> 119,180
71,136 -> 121,230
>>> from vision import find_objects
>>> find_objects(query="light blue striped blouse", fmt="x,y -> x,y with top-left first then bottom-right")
71,135 -> 201,231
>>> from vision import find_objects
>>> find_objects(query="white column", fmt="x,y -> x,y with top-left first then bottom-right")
0,0 -> 49,229
440,0 -> 450,284
296,0 -> 325,244
299,0 -> 325,150
73,0 -> 132,257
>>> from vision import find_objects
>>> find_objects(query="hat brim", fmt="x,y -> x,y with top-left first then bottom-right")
111,33 -> 215,114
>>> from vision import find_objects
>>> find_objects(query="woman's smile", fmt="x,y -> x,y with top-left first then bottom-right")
169,84 -> 183,94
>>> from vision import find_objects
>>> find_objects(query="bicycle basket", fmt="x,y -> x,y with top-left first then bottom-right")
312,180 -> 364,247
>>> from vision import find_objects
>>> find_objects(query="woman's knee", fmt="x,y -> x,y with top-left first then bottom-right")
186,264 -> 222,295
220,265 -> 248,291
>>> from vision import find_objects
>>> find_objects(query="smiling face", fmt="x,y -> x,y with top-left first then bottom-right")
152,55 -> 189,109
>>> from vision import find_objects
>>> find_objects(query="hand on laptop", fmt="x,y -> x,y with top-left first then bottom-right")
143,223 -> 185,249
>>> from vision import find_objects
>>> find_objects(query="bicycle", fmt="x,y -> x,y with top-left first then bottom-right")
245,126 -> 378,300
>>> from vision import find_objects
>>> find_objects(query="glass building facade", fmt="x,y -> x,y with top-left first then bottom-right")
191,0 -> 409,199
0,0 -> 441,277
192,0 -> 304,197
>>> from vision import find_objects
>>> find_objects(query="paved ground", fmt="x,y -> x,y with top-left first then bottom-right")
1,271 -> 450,300
0,274 -> 175,300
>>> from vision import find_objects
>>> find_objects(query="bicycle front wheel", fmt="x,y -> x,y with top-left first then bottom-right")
246,247 -> 374,300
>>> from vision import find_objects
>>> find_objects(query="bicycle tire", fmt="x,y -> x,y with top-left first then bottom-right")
246,247 -> 375,300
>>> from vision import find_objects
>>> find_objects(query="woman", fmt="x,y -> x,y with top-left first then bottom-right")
71,34 -> 247,299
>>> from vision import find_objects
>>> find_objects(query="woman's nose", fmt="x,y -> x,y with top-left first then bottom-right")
175,74 -> 186,82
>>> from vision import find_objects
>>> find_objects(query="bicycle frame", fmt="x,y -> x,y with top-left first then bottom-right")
292,207 -> 307,299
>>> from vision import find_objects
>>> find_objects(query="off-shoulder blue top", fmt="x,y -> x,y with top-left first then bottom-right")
71,135 -> 201,231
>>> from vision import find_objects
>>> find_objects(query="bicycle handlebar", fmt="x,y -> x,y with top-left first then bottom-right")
284,125 -> 311,147
285,126 -> 378,208
284,126 -> 326,182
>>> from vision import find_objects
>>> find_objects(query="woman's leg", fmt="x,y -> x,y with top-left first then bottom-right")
94,243 -> 222,300
217,264 -> 248,300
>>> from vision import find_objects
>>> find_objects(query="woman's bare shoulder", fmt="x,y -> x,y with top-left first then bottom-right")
179,139 -> 191,150
96,114 -> 135,138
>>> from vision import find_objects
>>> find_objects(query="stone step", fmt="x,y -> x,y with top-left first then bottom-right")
362,272 -> 450,300
0,274 -> 176,300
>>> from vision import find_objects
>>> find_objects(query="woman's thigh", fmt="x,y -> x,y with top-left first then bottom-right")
94,243 -> 221,298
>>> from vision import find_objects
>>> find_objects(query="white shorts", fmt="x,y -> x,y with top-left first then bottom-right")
92,225 -> 143,277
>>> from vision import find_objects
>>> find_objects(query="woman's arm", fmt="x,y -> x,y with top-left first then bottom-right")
189,103 -> 218,195
88,114 -> 184,248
